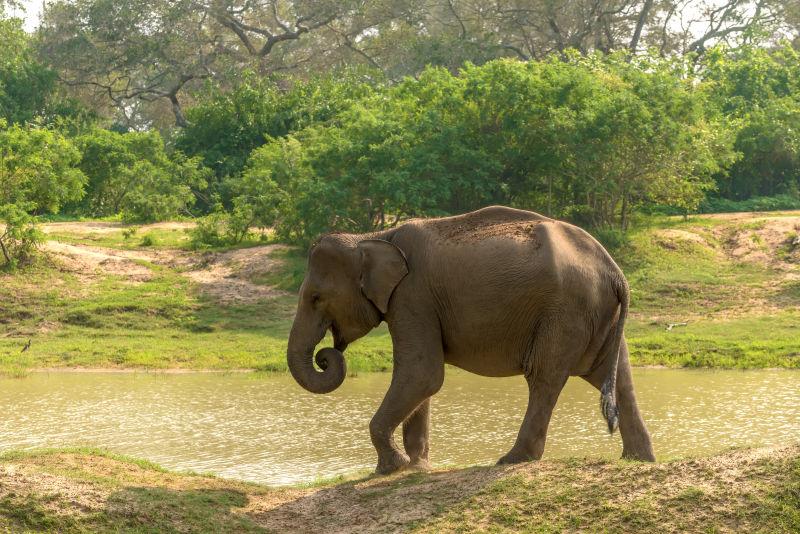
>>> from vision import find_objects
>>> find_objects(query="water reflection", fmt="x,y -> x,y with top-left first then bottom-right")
0,368 -> 797,485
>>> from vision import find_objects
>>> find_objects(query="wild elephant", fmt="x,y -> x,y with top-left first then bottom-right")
286,205 -> 655,474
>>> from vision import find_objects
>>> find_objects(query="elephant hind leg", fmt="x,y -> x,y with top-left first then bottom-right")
402,398 -> 431,469
497,369 -> 568,464
497,325 -> 579,464
582,337 -> 655,462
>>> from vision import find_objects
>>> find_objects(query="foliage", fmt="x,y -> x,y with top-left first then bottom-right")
0,203 -> 42,268
72,129 -> 209,222
37,0 -> 367,127
238,54 -> 734,244
175,70 -> 378,206
701,45 -> 800,200
699,194 -> 800,213
0,123 -> 86,213
36,0 -> 792,127
118,152 -> 208,223
0,18 -> 58,124
0,122 -> 84,267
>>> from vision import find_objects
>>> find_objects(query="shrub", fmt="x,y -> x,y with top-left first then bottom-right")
74,129 -> 210,221
699,194 -> 800,214
0,203 -> 43,269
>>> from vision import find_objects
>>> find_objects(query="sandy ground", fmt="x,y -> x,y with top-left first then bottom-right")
40,221 -> 291,303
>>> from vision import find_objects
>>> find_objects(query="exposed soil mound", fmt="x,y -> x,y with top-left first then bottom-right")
44,241 -> 164,282
185,245 -> 290,304
714,216 -> 800,268
43,239 -> 291,303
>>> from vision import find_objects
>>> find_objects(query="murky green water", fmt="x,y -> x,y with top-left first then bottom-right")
0,369 -> 797,485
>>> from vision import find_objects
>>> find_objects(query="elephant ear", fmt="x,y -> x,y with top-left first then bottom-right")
358,239 -> 409,314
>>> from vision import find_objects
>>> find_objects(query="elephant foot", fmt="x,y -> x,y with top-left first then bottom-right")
408,458 -> 431,471
621,448 -> 656,462
496,450 -> 536,465
375,450 -> 410,475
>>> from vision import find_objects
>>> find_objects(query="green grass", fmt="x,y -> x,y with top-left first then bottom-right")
1,212 -> 799,374
45,226 -> 195,250
0,445 -> 796,533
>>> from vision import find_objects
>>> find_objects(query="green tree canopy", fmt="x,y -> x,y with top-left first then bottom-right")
0,18 -> 58,124
234,54 -> 734,244
74,128 -> 209,221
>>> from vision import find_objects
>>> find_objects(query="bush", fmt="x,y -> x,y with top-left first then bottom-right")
73,129 -> 210,221
0,123 -> 84,267
0,204 -> 43,269
188,209 -> 258,249
699,194 -> 800,214
234,54 -> 731,244
189,212 -> 230,249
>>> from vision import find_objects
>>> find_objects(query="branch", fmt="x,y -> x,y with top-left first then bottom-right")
687,0 -> 765,52
630,0 -> 654,51
259,14 -> 336,57
446,0 -> 467,39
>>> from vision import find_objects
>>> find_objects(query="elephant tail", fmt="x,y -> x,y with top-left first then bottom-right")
600,276 -> 628,434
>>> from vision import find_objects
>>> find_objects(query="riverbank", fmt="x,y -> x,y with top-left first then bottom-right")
0,211 -> 799,375
0,445 -> 797,532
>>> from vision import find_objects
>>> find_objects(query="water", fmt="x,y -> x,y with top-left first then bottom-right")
0,369 -> 797,485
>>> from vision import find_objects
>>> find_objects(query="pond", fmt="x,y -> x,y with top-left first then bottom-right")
0,369 -> 797,485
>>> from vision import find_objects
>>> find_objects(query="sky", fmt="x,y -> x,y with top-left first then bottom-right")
10,0 -> 43,31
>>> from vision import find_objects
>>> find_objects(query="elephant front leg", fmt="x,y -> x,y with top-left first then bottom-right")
370,317 -> 444,475
403,399 -> 431,469
370,371 -> 442,475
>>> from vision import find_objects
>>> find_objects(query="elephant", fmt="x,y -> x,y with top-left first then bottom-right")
286,205 -> 656,475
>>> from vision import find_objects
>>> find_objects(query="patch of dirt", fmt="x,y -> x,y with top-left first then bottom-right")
656,229 -> 711,248
44,242 -> 162,283
713,216 -> 800,269
245,466 -> 515,533
185,245 -> 290,304
43,239 -> 291,303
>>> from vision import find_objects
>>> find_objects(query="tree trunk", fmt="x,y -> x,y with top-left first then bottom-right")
0,234 -> 10,265
620,193 -> 628,231
170,94 -> 189,128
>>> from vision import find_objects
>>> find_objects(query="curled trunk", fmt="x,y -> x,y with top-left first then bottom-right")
286,313 -> 346,394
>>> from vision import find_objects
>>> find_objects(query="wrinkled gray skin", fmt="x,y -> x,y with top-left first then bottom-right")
287,206 -> 655,474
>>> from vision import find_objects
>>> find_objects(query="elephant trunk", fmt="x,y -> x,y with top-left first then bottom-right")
286,310 -> 346,394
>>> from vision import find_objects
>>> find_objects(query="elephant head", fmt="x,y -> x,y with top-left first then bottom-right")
287,235 -> 408,394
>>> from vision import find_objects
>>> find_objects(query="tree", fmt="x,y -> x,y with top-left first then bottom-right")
37,0 -> 792,127
0,122 -> 85,267
701,45 -> 800,199
0,18 -> 58,124
37,0 -> 371,127
234,54 -> 732,245
175,68 -> 377,195
73,128 -> 209,221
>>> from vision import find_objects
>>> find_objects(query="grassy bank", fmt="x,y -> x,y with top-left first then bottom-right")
0,445 -> 797,532
0,211 -> 799,374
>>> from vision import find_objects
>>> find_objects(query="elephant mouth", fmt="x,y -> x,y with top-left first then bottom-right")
330,321 -> 348,353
